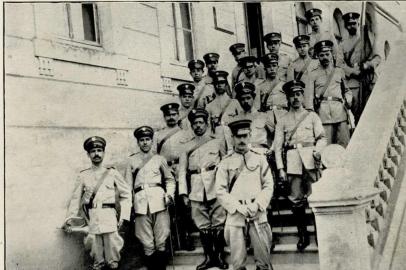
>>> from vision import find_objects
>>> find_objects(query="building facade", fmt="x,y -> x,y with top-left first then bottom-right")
4,2 -> 403,269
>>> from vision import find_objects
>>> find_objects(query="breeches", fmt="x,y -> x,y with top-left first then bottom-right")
191,199 -> 226,230
86,232 -> 124,267
287,173 -> 315,205
134,209 -> 170,256
225,222 -> 273,270
323,121 -> 350,147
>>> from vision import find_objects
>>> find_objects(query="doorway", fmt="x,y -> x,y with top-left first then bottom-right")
244,3 -> 265,58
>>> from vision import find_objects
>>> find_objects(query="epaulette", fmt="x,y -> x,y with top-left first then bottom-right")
106,166 -> 116,170
249,149 -> 262,155
80,168 -> 91,173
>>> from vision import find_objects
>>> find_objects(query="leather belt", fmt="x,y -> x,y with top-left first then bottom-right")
238,198 -> 255,205
134,183 -> 163,194
265,105 -> 288,111
286,142 -> 315,150
167,158 -> 179,166
322,97 -> 343,103
90,203 -> 115,209
188,165 -> 216,175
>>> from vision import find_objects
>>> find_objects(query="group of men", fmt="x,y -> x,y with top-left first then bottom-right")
62,8 -> 381,270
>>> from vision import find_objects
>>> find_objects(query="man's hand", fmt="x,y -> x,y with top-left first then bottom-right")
247,202 -> 259,218
165,194 -> 174,206
62,221 -> 72,234
236,204 -> 250,217
182,195 -> 190,206
278,169 -> 287,182
117,219 -> 124,228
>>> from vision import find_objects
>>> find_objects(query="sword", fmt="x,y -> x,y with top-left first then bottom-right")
252,219 -> 274,270
166,206 -> 176,270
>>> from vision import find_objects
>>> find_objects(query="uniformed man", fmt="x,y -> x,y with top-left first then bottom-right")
274,80 -> 327,251
63,136 -> 131,270
178,108 -> 228,270
231,82 -> 275,151
287,35 -> 319,110
125,126 -> 176,270
308,40 -> 353,147
155,102 -> 195,251
188,59 -> 215,109
341,12 -> 381,124
216,119 -> 274,270
237,55 -> 265,110
305,8 -> 344,66
257,53 -> 289,121
263,31 -> 292,82
177,83 -> 196,131
203,52 -> 220,85
229,43 -> 247,90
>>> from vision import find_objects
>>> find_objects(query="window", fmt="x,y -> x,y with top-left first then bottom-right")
168,3 -> 195,62
295,2 -> 308,35
333,8 -> 344,44
66,3 -> 100,44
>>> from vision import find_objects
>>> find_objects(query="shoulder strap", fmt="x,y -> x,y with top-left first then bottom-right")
91,168 -> 111,201
218,98 -> 233,122
187,136 -> 215,159
318,68 -> 336,99
286,111 -> 311,144
132,155 -> 155,182
228,157 -> 247,193
261,80 -> 279,110
346,37 -> 362,64
193,83 -> 209,108
157,127 -> 181,154
295,58 -> 312,81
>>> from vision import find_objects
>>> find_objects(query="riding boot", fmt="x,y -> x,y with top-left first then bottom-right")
155,250 -> 168,270
292,204 -> 310,251
213,228 -> 228,269
184,230 -> 196,251
196,229 -> 216,270
144,253 -> 155,270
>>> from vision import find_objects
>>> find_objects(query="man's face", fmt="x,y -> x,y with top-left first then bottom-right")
233,132 -> 251,153
265,62 -> 278,79
288,91 -> 304,109
296,43 -> 309,58
87,147 -> 105,165
191,117 -> 208,136
164,111 -> 179,127
243,62 -> 256,77
238,93 -> 254,112
318,50 -> 333,67
190,68 -> 204,82
137,137 -> 153,153
345,21 -> 359,36
309,16 -> 322,32
206,62 -> 218,74
266,40 -> 281,54
214,81 -> 227,95
180,93 -> 194,108
234,51 -> 246,62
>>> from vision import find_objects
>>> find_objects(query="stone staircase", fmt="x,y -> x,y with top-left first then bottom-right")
170,197 -> 319,269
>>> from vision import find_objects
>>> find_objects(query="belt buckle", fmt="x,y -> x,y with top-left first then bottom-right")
297,143 -> 303,149
272,105 -> 277,111
327,96 -> 333,101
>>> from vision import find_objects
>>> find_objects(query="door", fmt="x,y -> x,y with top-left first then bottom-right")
245,3 -> 265,58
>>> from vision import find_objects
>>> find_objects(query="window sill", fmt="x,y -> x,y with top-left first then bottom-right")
33,37 -> 128,70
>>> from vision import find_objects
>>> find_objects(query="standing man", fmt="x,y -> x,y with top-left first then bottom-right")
229,43 -> 247,90
63,136 -> 131,270
188,59 -> 215,109
309,40 -> 353,147
237,55 -> 264,110
125,126 -> 176,270
305,8 -> 344,66
231,82 -> 275,155
263,31 -> 292,82
203,52 -> 220,85
216,119 -> 274,270
341,12 -> 381,124
274,80 -> 326,251
178,108 -> 228,270
287,35 -> 318,110
257,53 -> 289,121
155,102 -> 195,251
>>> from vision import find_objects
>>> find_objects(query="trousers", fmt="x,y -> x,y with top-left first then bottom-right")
191,198 -> 226,230
323,121 -> 350,147
86,231 -> 124,268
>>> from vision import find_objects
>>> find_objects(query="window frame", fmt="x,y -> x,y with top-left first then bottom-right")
295,2 -> 308,35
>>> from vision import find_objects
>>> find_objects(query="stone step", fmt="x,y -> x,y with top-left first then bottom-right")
171,243 -> 318,265
165,264 -> 320,270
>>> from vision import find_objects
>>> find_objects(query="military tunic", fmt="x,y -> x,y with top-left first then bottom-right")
257,78 -> 289,122
178,132 -> 227,229
287,56 -> 319,110
65,166 -> 131,267
124,152 -> 176,256
216,150 -> 274,270
179,105 -> 194,131
238,75 -> 264,110
308,65 -> 352,146
231,64 -> 244,90
193,79 -> 215,108
274,109 -> 327,203
277,52 -> 293,82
